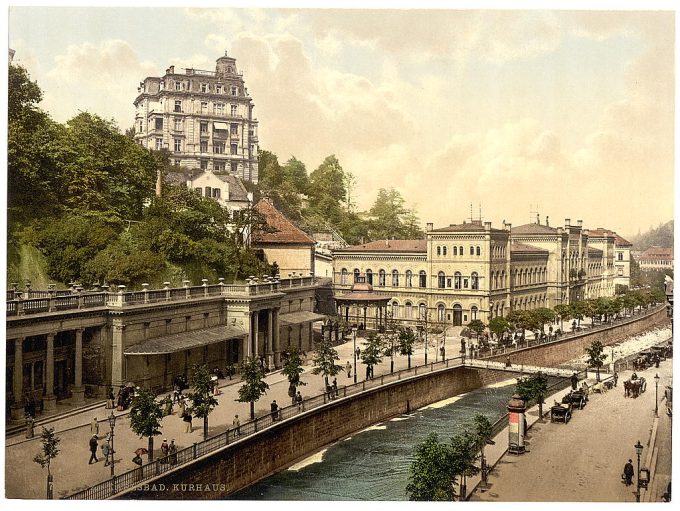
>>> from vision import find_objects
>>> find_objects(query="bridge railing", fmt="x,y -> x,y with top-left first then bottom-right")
7,277 -> 322,317
64,354 -> 466,500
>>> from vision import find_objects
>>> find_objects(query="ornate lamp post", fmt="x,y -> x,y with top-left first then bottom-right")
108,411 -> 117,479
635,440 -> 643,502
352,325 -> 358,384
654,373 -> 660,417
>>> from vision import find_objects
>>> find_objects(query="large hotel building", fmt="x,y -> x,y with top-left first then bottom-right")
333,217 -> 627,327
134,53 -> 259,182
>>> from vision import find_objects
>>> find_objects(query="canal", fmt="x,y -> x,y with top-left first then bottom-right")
232,377 -> 541,501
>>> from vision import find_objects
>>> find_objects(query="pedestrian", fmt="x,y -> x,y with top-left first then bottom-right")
233,414 -> 241,436
101,434 -> 111,466
178,398 -> 186,418
173,384 -> 181,403
623,459 -> 634,486
296,391 -> 303,411
613,371 -> 619,387
366,365 -> 371,380
168,440 -> 177,465
164,395 -> 173,416
270,400 -> 279,421
571,373 -> 578,390
160,438 -> 169,463
332,378 -> 338,398
90,417 -> 99,436
88,435 -> 99,464
505,357 -> 512,368
25,415 -> 34,439
183,411 -> 193,433
345,361 -> 352,379
106,387 -> 115,409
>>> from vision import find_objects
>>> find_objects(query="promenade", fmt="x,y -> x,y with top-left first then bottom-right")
470,354 -> 672,502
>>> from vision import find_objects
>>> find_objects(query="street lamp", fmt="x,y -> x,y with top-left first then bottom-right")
352,325 -> 358,384
635,440 -> 643,502
108,410 -> 117,479
654,373 -> 660,417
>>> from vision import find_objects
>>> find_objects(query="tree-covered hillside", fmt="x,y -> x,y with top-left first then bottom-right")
628,220 -> 674,251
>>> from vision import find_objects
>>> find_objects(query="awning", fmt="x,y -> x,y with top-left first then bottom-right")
278,311 -> 327,325
213,121 -> 229,130
125,325 -> 247,356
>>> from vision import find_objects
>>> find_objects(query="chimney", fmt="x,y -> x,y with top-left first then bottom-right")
557,227 -> 563,235
546,216 -> 549,227
577,220 -> 583,227
565,218 -> 571,228
506,222 -> 512,231
168,65 -> 175,74
426,222 -> 433,232
484,221 -> 491,231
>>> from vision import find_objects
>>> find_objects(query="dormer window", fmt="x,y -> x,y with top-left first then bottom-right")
230,86 -> 238,96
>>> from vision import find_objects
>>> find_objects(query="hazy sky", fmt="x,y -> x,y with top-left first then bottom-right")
8,5 -> 675,238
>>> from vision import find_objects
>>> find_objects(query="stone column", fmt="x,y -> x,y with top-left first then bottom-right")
10,338 -> 24,421
71,329 -> 85,403
308,322 -> 314,351
267,309 -> 274,369
111,319 -> 125,387
273,309 -> 281,368
43,333 -> 57,411
253,311 -> 259,357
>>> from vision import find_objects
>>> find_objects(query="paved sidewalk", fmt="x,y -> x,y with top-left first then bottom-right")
5,333 -> 452,499
470,359 -> 672,502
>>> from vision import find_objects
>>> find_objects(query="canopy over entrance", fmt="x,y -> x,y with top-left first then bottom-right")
124,325 -> 247,355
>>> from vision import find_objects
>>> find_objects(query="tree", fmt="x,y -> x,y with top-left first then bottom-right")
307,155 -> 347,226
282,156 -> 309,194
237,357 -> 269,420
33,427 -> 60,499
450,430 -> 481,501
360,333 -> 384,377
311,339 -> 343,388
398,327 -> 416,369
488,317 -> 510,343
467,320 -> 485,341
188,365 -> 219,440
515,372 -> 549,419
553,304 -> 573,331
367,188 -> 424,240
282,347 -> 306,403
129,387 -> 164,462
471,414 -> 493,486
532,308 -> 557,332
506,310 -> 532,338
584,340 -> 607,382
406,433 -> 456,501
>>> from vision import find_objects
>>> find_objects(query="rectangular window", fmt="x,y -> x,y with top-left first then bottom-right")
174,138 -> 182,152
230,104 -> 238,116
230,143 -> 238,155
200,141 -> 208,153
230,123 -> 238,135
215,103 -> 225,115
173,118 -> 183,131
155,118 -> 163,130
200,83 -> 208,93
174,100 -> 182,113
230,86 -> 238,96
201,101 -> 208,113
200,160 -> 208,170
216,85 -> 223,94
200,121 -> 208,134
205,186 -> 212,198
213,188 -> 221,199
214,142 -> 225,154
175,81 -> 182,91
214,161 -> 225,171
155,137 -> 163,150
618,252 -> 624,261
231,161 -> 238,174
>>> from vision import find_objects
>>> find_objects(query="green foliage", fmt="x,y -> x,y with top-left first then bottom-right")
367,188 -> 424,240
506,309 -> 533,331
488,317 -> 510,340
188,364 -> 219,420
629,220 -> 673,252
532,308 -> 557,331
237,357 -> 269,415
585,340 -> 607,374
282,347 -> 306,388
33,427 -> 60,476
515,372 -> 549,403
467,319 -> 485,338
360,333 -> 384,368
398,327 -> 416,356
471,413 -> 493,450
129,388 -> 164,439
553,304 -> 573,322
311,339 -> 343,386
406,433 -> 456,501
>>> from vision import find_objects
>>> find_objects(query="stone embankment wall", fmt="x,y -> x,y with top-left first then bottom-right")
487,306 -> 669,368
120,306 -> 668,500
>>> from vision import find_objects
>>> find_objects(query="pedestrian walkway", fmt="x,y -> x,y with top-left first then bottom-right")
469,359 -> 672,502
4,333 -> 445,499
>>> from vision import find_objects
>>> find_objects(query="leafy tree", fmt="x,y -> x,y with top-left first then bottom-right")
307,155 -> 347,226
282,347 -> 306,402
33,427 -> 60,499
237,357 -> 269,420
360,333 -> 384,377
311,339 -> 343,388
488,317 -> 510,342
532,308 -> 557,332
367,188 -> 424,240
506,309 -> 532,338
282,156 -> 309,194
471,414 -> 493,486
515,372 -> 549,419
188,365 -> 220,440
584,340 -> 607,382
467,319 -> 485,341
580,299 -> 599,324
406,433 -> 456,501
553,304 -> 573,331
129,387 -> 164,462
398,327 -> 417,369
450,430 -> 481,501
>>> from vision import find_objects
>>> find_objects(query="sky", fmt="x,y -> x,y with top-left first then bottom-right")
7,3 -> 676,239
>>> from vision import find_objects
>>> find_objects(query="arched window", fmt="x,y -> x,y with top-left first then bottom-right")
470,246 -> 474,256
378,269 -> 386,287
438,271 -> 446,289
471,272 -> 479,290
476,246 -> 481,256
405,270 -> 413,287
437,246 -> 441,256
392,270 -> 399,287
392,301 -> 399,318
419,303 -> 427,320
366,269 -> 373,285
353,269 -> 360,283
459,246 -> 464,255
419,270 -> 427,288
443,246 -> 447,256
341,269 -> 348,285
471,306 -> 479,320
454,272 -> 462,289
405,302 -> 412,319
453,246 -> 458,256
437,304 -> 445,322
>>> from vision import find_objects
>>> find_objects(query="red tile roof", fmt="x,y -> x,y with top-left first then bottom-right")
614,234 -> 633,247
252,199 -> 315,245
639,246 -> 674,260
336,239 -> 427,253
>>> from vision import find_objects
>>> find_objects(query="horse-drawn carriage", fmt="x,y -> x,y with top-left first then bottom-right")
550,401 -> 572,423
562,383 -> 590,410
624,376 -> 647,398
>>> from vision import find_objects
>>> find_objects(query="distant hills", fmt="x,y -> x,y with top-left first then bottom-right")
628,220 -> 674,251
